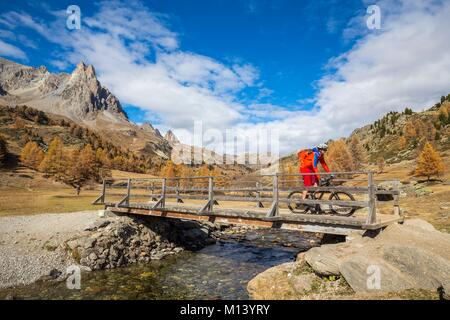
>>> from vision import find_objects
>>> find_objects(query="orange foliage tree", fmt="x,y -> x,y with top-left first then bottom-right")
348,136 -> 366,169
325,139 -> 355,172
20,141 -> 44,169
414,142 -> 445,181
38,137 -> 64,175
57,144 -> 103,195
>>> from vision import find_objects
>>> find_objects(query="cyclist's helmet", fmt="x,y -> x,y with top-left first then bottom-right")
316,143 -> 328,151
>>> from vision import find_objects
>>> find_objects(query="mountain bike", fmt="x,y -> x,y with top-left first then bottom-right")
287,176 -> 356,216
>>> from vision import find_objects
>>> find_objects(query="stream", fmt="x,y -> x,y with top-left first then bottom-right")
0,229 -> 320,300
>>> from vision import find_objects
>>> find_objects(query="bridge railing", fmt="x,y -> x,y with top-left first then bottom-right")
93,171 -> 402,227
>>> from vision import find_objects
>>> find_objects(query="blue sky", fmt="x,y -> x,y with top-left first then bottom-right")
1,0 -> 450,154
0,0 -> 360,111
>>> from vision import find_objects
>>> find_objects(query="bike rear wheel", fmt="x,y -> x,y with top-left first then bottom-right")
287,191 -> 310,214
329,192 -> 356,216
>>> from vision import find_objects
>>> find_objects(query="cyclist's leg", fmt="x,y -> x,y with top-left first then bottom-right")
301,167 -> 313,199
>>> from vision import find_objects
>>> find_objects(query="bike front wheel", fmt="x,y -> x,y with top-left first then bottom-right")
329,192 -> 356,216
287,191 -> 310,214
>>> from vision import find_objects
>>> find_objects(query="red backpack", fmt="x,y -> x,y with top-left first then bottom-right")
298,149 -> 315,168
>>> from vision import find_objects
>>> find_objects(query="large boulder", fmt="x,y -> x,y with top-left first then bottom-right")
302,219 -> 450,294
304,245 -> 341,276
339,255 -> 415,293
247,262 -> 299,300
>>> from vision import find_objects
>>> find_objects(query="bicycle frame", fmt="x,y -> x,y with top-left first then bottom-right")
290,177 -> 334,214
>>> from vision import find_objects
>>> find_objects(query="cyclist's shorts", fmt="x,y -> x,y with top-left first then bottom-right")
300,167 -> 318,187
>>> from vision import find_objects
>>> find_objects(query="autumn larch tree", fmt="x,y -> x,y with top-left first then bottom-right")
20,141 -> 44,169
325,139 -> 355,172
95,147 -> 110,168
38,137 -> 65,175
161,160 -> 177,186
403,121 -> 417,142
178,165 -> 193,189
414,142 -> 445,181
348,136 -> 366,169
60,144 -> 102,195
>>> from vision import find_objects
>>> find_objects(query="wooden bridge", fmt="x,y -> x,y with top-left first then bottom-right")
93,172 -> 403,236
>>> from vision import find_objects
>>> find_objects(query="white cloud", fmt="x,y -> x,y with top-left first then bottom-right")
1,0 -> 450,156
0,39 -> 27,60
237,0 -> 450,154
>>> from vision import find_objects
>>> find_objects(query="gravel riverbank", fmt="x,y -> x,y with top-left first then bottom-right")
0,211 -> 101,289
0,210 -> 217,289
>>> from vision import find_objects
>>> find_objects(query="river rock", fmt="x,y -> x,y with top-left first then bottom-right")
290,273 -> 316,294
84,220 -> 111,232
339,255 -> 415,293
64,213 -> 218,270
382,245 -> 450,290
306,219 -> 450,294
249,218 -> 450,298
247,262 -> 299,299
402,219 -> 437,232
304,245 -> 341,276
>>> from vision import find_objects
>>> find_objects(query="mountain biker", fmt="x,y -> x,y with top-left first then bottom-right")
297,143 -> 331,200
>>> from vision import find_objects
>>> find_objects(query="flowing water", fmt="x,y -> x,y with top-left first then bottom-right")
0,229 -> 320,300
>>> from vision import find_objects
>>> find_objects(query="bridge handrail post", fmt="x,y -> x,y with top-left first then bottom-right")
256,182 -> 263,208
161,178 -> 166,208
101,179 -> 106,203
208,176 -> 214,211
393,181 -> 403,222
266,174 -> 279,217
366,172 -> 377,225
176,180 -> 181,203
150,182 -> 154,199
126,179 -> 131,205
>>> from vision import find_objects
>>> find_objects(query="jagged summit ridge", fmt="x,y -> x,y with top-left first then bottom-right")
0,58 -> 128,122
164,130 -> 180,145
0,58 -> 172,159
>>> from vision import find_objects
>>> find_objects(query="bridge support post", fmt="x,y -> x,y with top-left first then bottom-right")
150,182 -> 158,201
256,182 -> 264,208
366,172 -> 377,225
152,178 -> 166,209
161,178 -> 166,208
393,182 -> 403,223
176,180 -> 184,203
199,176 -> 214,214
126,179 -> 131,206
92,179 -> 106,205
267,175 -> 279,217
116,179 -> 131,207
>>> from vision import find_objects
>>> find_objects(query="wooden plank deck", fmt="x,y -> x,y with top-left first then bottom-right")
104,200 -> 401,235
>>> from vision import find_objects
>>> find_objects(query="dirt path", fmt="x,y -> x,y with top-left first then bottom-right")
0,211 -> 102,288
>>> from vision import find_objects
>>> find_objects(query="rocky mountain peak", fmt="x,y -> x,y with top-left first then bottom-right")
141,122 -> 162,138
164,130 -> 180,145
74,61 -> 96,79
0,58 -> 173,159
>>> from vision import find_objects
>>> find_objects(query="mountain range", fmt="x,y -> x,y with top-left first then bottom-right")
2,57 -> 448,173
0,58 -> 170,159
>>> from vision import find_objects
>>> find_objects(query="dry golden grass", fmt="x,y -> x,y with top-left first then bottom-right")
0,188 -> 98,216
366,156 -> 450,232
0,167 -> 161,216
110,170 -> 158,180
0,166 -> 101,216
